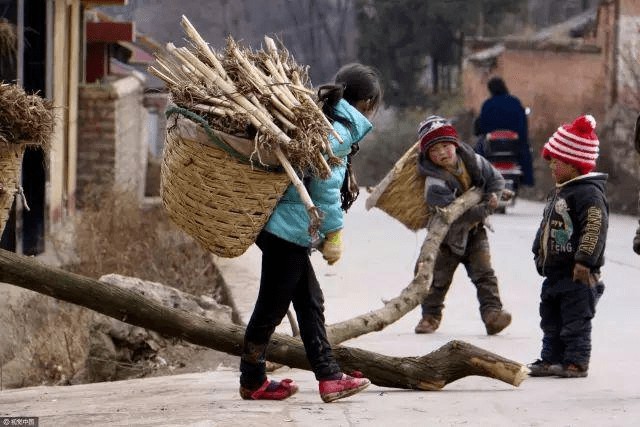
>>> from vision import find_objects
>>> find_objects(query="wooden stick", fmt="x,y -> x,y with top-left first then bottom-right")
191,103 -> 234,117
272,146 -> 312,209
227,43 -> 297,120
263,37 -> 301,107
291,70 -> 344,147
272,108 -> 297,131
148,66 -> 179,87
180,15 -> 230,83
168,44 -> 293,148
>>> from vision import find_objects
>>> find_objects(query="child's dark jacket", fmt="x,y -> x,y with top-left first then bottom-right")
532,173 -> 609,279
418,142 -> 505,254
634,190 -> 640,255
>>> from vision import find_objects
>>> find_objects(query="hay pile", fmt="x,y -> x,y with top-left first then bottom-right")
0,83 -> 54,149
0,18 -> 16,60
0,83 -> 54,234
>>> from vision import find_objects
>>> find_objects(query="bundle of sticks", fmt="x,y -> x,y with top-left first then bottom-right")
150,15 -> 343,234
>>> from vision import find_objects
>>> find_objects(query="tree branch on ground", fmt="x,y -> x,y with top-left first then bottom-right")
0,245 -> 527,390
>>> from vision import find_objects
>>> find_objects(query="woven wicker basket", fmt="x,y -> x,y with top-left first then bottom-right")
365,141 -> 430,231
161,115 -> 290,258
0,143 -> 25,235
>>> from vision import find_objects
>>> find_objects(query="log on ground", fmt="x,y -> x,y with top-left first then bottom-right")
0,248 -> 527,390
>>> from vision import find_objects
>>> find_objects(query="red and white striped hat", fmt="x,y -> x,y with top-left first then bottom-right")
542,114 -> 600,174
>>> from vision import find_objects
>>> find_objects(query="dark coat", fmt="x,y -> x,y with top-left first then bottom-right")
418,142 -> 505,254
634,190 -> 640,255
475,93 -> 534,186
532,173 -> 609,278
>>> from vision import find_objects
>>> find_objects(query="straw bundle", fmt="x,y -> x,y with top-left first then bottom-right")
365,141 -> 431,231
150,15 -> 340,256
0,83 -> 54,234
0,83 -> 55,149
0,19 -> 16,60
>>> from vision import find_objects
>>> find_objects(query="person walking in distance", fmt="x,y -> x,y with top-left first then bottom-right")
474,76 -> 534,187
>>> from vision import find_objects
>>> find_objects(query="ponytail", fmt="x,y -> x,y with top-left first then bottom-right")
317,84 -> 351,130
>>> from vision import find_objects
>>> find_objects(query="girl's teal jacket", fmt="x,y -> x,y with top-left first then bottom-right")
263,99 -> 372,247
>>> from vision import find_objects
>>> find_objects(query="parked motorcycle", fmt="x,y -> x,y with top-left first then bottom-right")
475,130 -> 522,214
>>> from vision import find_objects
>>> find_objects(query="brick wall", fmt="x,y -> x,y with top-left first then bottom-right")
77,76 -> 148,204
463,46 -> 606,135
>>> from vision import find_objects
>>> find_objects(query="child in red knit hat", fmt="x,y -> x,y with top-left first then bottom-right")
413,115 -> 512,336
529,114 -> 608,378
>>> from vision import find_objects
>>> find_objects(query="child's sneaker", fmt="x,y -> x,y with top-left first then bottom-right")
239,378 -> 299,400
319,373 -> 370,403
557,363 -> 588,378
527,359 -> 562,377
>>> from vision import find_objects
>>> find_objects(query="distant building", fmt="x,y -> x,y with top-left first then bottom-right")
1,0 -> 164,256
462,0 -> 638,135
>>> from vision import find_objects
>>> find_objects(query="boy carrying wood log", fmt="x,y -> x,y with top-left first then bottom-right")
413,115 -> 512,335
240,63 -> 382,403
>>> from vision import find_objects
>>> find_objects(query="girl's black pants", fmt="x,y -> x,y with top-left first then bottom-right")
240,231 -> 341,389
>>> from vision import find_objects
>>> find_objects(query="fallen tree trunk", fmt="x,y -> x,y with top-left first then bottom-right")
327,189 -> 482,343
0,248 -> 527,390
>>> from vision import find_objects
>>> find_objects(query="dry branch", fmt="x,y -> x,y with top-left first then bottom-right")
0,248 -> 527,390
150,15 -> 335,179
327,189 -> 483,343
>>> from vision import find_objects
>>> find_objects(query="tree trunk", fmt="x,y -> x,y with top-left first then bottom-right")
0,247 -> 527,390
327,189 -> 482,343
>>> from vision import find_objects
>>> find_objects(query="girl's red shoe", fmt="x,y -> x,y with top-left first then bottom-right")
239,378 -> 299,400
319,373 -> 370,403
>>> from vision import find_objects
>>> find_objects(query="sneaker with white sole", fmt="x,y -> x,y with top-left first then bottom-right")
318,373 -> 370,403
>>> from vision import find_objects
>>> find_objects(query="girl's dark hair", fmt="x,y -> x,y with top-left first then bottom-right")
317,63 -> 382,127
487,76 -> 509,96
317,63 -> 382,213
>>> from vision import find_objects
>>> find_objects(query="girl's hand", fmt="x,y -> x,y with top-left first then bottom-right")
321,231 -> 343,265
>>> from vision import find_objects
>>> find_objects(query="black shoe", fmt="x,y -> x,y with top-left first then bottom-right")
527,359 -> 562,377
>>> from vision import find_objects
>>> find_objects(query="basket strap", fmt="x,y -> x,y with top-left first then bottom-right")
166,106 -> 281,172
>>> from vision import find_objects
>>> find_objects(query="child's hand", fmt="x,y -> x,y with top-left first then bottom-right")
500,189 -> 515,202
487,193 -> 499,210
573,262 -> 595,286
321,230 -> 343,265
